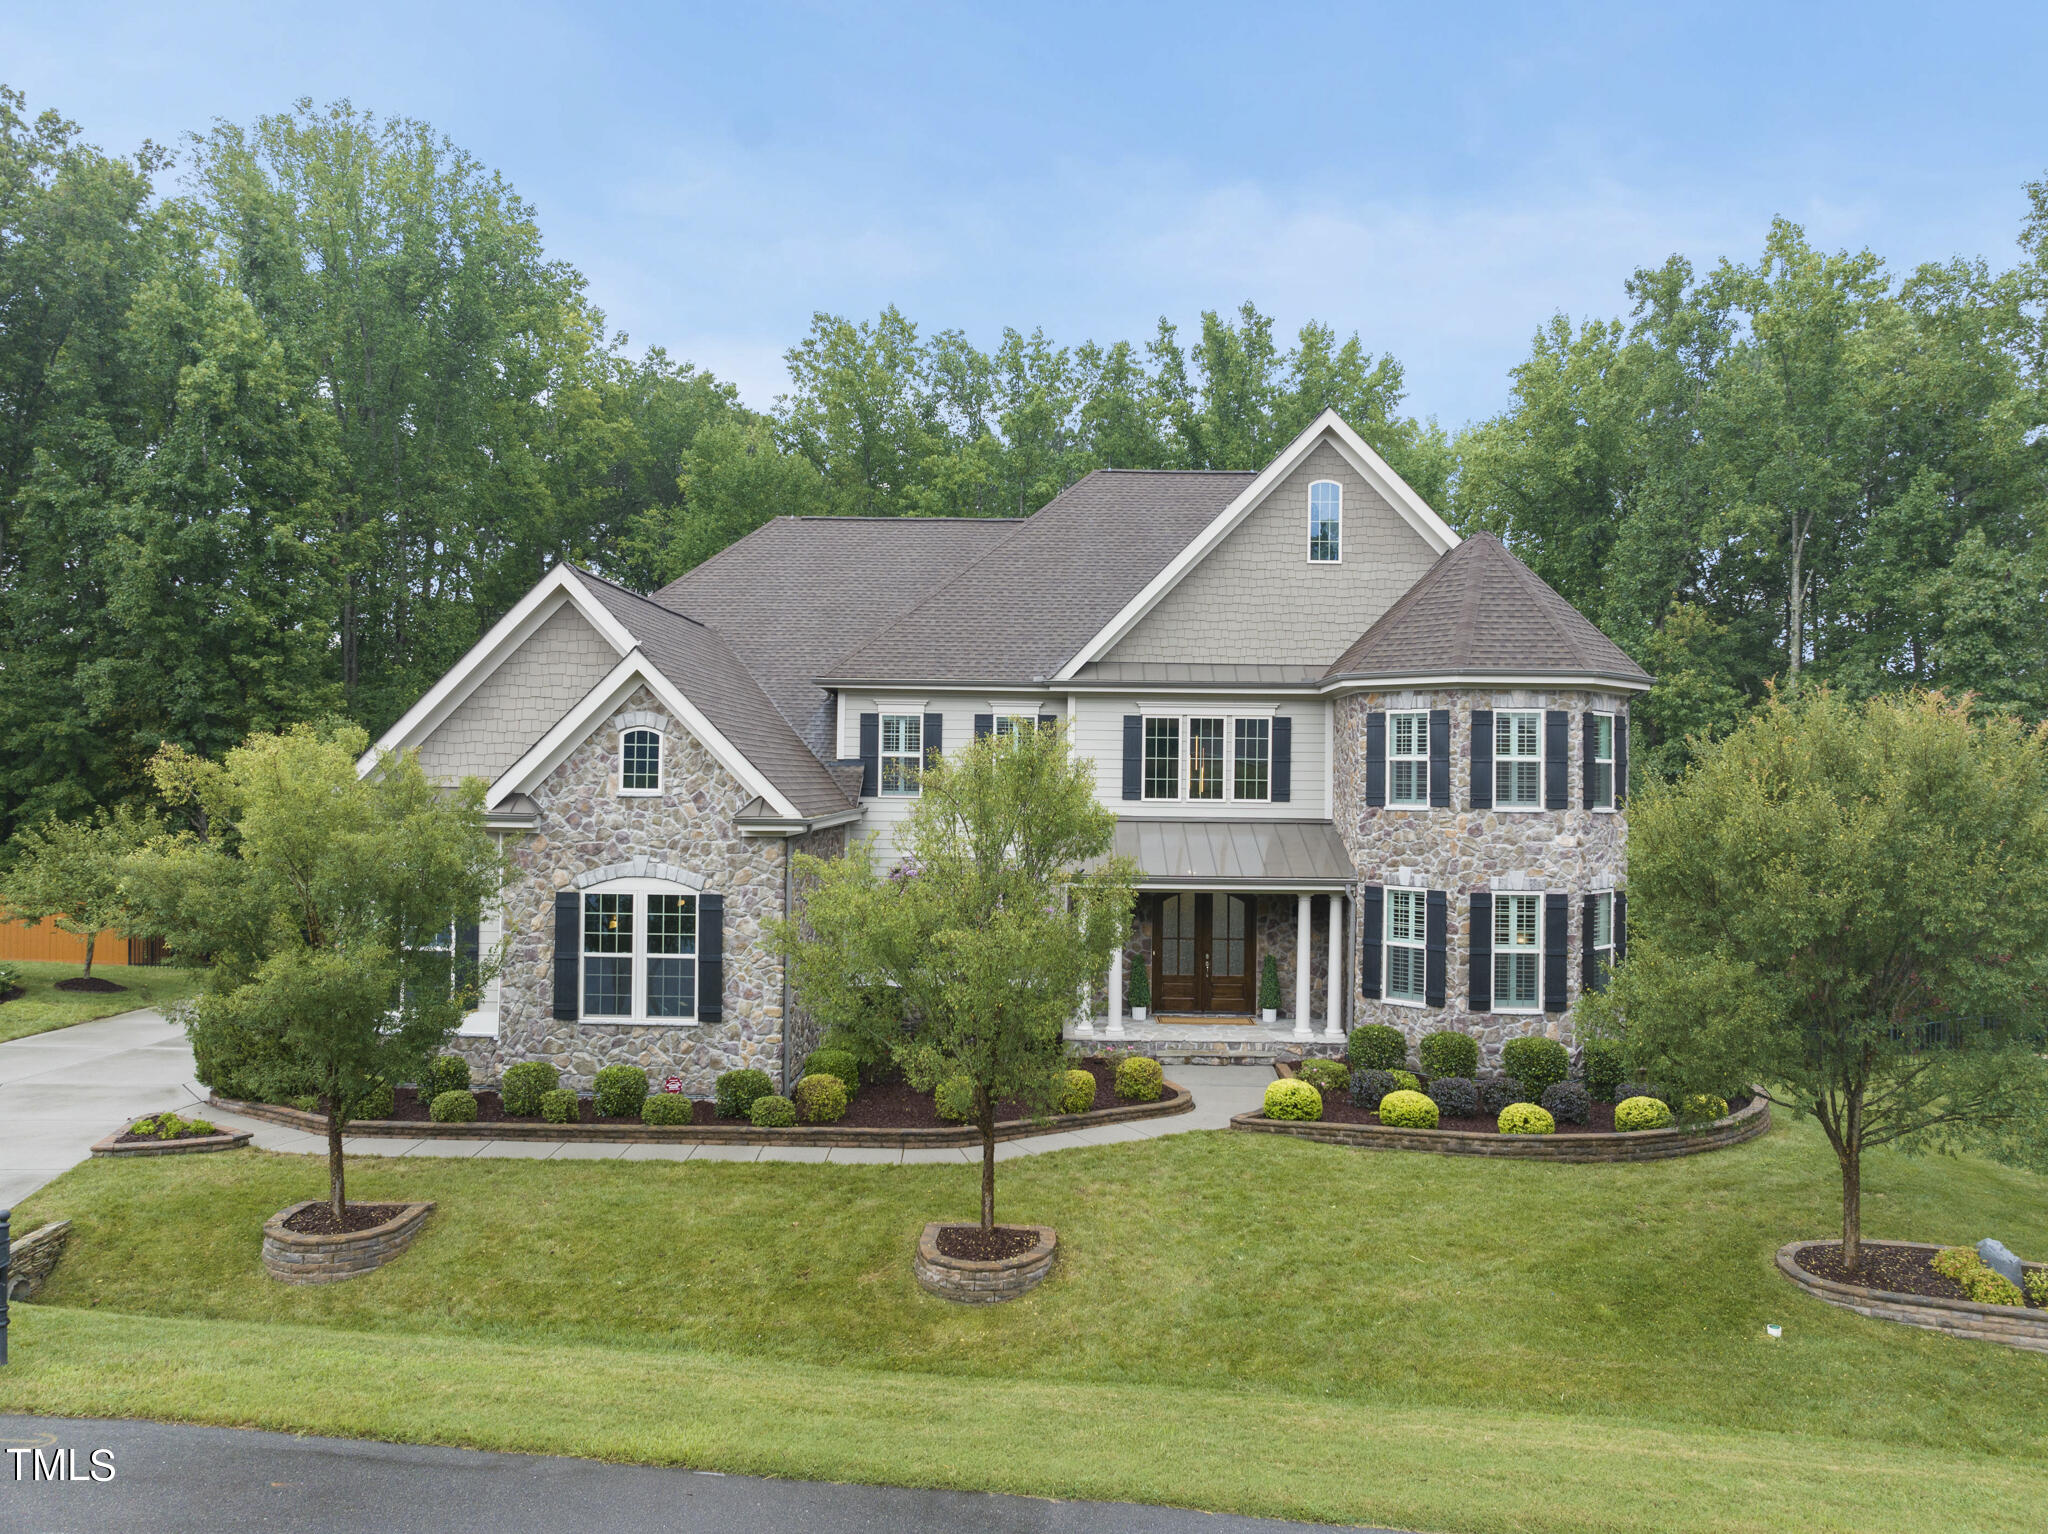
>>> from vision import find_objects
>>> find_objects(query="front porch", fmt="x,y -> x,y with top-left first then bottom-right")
1063,1015 -> 1346,1065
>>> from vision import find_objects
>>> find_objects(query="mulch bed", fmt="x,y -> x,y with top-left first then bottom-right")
0,984 -> 21,1004
55,976 -> 127,993
1309,1093 -> 1618,1134
282,1202 -> 411,1236
935,1224 -> 1042,1262
1798,1241 -> 2047,1308
115,1125 -> 222,1146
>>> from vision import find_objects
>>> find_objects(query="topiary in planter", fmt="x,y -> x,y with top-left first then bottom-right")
1347,1023 -> 1407,1072
1351,1069 -> 1399,1110
1679,1092 -> 1730,1123
594,1065 -> 649,1119
794,1073 -> 849,1124
1114,1055 -> 1164,1103
429,1088 -> 478,1124
714,1068 -> 774,1120
500,1061 -> 559,1117
1264,1079 -> 1322,1121
1478,1075 -> 1533,1116
1426,1075 -> 1478,1118
935,1075 -> 976,1122
802,1048 -> 861,1093
1614,1095 -> 1674,1131
641,1092 -> 693,1126
1499,1102 -> 1556,1135
749,1094 -> 797,1128
540,1088 -> 579,1124
1501,1036 -> 1569,1097
1581,1037 -> 1626,1101
1419,1030 -> 1479,1079
1057,1068 -> 1097,1115
1377,1089 -> 1439,1129
1258,953 -> 1282,1013
1296,1058 -> 1350,1096
1541,1080 -> 1591,1125
1126,951 -> 1150,1012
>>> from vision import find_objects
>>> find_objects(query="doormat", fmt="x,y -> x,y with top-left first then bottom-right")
1149,1013 -> 1257,1025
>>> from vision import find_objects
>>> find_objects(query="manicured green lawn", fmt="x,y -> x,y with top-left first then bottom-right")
6,1115 -> 2047,1532
0,959 -> 201,1043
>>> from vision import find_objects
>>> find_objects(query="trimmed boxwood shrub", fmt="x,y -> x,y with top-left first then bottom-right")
1419,1030 -> 1479,1079
1425,1075 -> 1478,1118
1377,1089 -> 1439,1129
1350,1069 -> 1399,1110
1615,1081 -> 1668,1108
802,1048 -> 861,1092
1057,1068 -> 1097,1115
594,1065 -> 650,1118
1347,1023 -> 1407,1072
429,1088 -> 478,1124
641,1092 -> 694,1126
1115,1056 -> 1165,1103
1478,1076 -> 1532,1115
1264,1079 -> 1322,1121
1296,1059 -> 1350,1096
715,1068 -> 774,1120
749,1093 -> 797,1128
540,1088 -> 579,1124
1499,1102 -> 1556,1135
935,1075 -> 976,1122
1501,1036 -> 1569,1097
794,1072 -> 849,1124
1679,1092 -> 1730,1124
421,1054 -> 471,1103
1581,1037 -> 1627,1101
1615,1095 -> 1675,1131
500,1061 -> 559,1117
351,1079 -> 396,1121
1541,1080 -> 1591,1125
1387,1069 -> 1421,1094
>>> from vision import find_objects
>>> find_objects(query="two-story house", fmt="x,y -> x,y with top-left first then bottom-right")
364,409 -> 1651,1091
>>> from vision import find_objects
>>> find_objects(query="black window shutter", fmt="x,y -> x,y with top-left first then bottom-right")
1428,709 -> 1450,808
1358,885 -> 1383,998
1424,889 -> 1447,1007
1364,711 -> 1387,808
1038,713 -> 1058,732
1616,715 -> 1629,806
1272,716 -> 1292,802
923,712 -> 943,769
457,920 -> 481,999
1121,715 -> 1141,800
697,892 -> 724,1022
1614,891 -> 1627,963
1543,891 -> 1568,1013
552,893 -> 579,1020
1469,711 -> 1493,810
975,713 -> 995,739
858,713 -> 879,796
1582,713 -> 1597,810
1581,893 -> 1598,993
1468,892 -> 1492,1012
1545,710 -> 1569,810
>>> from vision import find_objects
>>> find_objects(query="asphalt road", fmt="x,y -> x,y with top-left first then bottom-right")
0,1417 -> 1398,1534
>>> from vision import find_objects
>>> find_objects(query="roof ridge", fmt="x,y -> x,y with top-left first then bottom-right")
567,563 -> 710,629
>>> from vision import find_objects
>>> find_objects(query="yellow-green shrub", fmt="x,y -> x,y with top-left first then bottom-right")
1057,1068 -> 1097,1115
1264,1079 -> 1322,1121
640,1092 -> 693,1126
2027,1269 -> 2048,1305
793,1072 -> 848,1124
1114,1056 -> 1164,1103
1387,1069 -> 1421,1093
935,1075 -> 976,1122
1498,1102 -> 1555,1135
1679,1092 -> 1730,1123
1931,1246 -> 2029,1307
749,1094 -> 796,1128
1296,1058 -> 1350,1096
1377,1089 -> 1438,1129
1614,1095 -> 1674,1131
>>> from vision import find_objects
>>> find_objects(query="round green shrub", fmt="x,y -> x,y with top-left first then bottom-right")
1540,1080 -> 1591,1125
802,1048 -> 861,1092
1425,1075 -> 1478,1118
499,1061 -> 559,1117
1498,1102 -> 1556,1135
540,1088 -> 579,1124
1581,1037 -> 1627,1101
1478,1075 -> 1532,1116
1347,1023 -> 1408,1072
1296,1058 -> 1350,1096
1056,1068 -> 1097,1115
350,1079 -> 396,1121
1501,1036 -> 1569,1097
1114,1055 -> 1165,1103
641,1092 -> 694,1126
794,1072 -> 849,1124
1264,1079 -> 1323,1121
714,1068 -> 774,1120
428,1088 -> 478,1124
1377,1089 -> 1439,1129
1419,1030 -> 1479,1079
1387,1068 -> 1421,1094
1679,1092 -> 1730,1124
749,1093 -> 797,1128
935,1075 -> 977,1122
1350,1068 -> 1399,1109
1615,1095 -> 1675,1131
594,1065 -> 650,1118
421,1054 -> 471,1103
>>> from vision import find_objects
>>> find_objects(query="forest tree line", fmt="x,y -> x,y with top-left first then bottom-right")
2,84 -> 2044,836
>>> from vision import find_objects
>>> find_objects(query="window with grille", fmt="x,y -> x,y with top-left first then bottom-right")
1308,480 -> 1341,562
1590,713 -> 1615,809
880,714 -> 922,796
1390,711 -> 1429,806
583,893 -> 634,1016
1143,717 -> 1180,799
1386,888 -> 1427,1002
993,715 -> 1036,737
1493,893 -> 1540,1009
1187,717 -> 1225,800
1590,891 -> 1614,990
645,894 -> 697,1019
1495,711 -> 1541,808
621,729 -> 661,792
1234,718 -> 1269,800
583,885 -> 698,1021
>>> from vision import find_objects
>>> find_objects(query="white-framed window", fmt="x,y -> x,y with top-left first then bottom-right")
1188,717 -> 1226,800
1308,480 -> 1341,562
582,882 -> 698,1022
620,728 -> 662,794
1234,718 -> 1269,800
1143,713 -> 1274,803
1590,891 -> 1615,989
1590,713 -> 1615,810
1390,711 -> 1429,807
1143,717 -> 1180,800
1493,893 -> 1540,1010
880,713 -> 922,796
993,714 -> 1037,738
1386,889 -> 1427,1004
1495,711 -> 1541,808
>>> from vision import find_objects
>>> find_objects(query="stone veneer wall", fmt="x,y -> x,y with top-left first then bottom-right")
1331,688 -> 1630,1067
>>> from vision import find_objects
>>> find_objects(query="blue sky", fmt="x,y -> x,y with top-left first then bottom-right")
13,2 -> 2047,428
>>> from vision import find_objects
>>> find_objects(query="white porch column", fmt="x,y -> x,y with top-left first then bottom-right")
1324,891 -> 1345,1039
1103,944 -> 1123,1036
1294,892 -> 1313,1039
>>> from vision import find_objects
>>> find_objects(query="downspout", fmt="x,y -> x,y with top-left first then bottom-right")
781,836 -> 794,1092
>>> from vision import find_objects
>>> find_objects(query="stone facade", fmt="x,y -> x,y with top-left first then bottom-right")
1331,687 -> 1631,1068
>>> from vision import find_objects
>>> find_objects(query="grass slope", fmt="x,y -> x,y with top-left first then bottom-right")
0,960 -> 200,1043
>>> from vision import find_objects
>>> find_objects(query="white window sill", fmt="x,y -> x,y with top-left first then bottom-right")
619,788 -> 662,798
1488,1005 -> 1542,1015
1386,800 -> 1430,811
576,1016 -> 700,1028
1380,995 -> 1428,1009
1490,803 -> 1543,813
456,1011 -> 499,1038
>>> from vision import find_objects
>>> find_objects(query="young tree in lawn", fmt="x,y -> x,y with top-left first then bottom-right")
126,723 -> 503,1221
2,805 -> 160,980
1581,690 -> 2048,1272
779,720 -> 1136,1231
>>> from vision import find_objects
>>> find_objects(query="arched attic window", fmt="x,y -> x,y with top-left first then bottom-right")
1308,481 -> 1342,563
620,728 -> 662,794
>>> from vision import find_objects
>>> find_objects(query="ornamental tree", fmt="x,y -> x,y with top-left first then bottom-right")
125,723 -> 504,1221
2,805 -> 160,978
779,720 -> 1136,1231
1581,690 -> 2048,1272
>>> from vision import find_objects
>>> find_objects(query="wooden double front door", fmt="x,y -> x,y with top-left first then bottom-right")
1152,892 -> 1254,1013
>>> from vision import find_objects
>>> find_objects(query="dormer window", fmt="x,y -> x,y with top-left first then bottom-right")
621,728 -> 662,794
1308,481 -> 1341,562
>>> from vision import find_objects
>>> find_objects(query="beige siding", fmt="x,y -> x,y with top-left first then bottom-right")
413,601 -> 621,784
1070,696 -> 1329,821
1108,441 -> 1441,669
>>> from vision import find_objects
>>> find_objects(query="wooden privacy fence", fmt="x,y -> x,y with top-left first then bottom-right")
0,913 -> 165,967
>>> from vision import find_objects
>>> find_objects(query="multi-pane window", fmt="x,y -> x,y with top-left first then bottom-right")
1589,891 -> 1615,991
994,715 -> 1036,738
1389,711 -> 1429,806
621,729 -> 661,792
880,714 -> 922,796
583,893 -> 634,1016
1493,893 -> 1540,1010
1590,713 -> 1615,810
1234,718 -> 1270,800
1386,889 -> 1427,1003
1143,717 -> 1180,800
1495,711 -> 1541,808
583,887 -> 698,1021
645,894 -> 697,1018
1188,717 -> 1226,800
1308,480 -> 1341,562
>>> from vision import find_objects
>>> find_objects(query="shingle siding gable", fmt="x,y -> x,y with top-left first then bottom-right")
412,602 -> 620,784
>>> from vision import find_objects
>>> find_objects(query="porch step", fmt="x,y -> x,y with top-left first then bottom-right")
1065,1020 -> 1345,1065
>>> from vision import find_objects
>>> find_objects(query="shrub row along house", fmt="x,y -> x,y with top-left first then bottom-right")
366,410 -> 1649,1092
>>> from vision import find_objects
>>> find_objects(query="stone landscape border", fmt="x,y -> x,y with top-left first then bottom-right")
262,1200 -> 435,1285
7,1219 -> 71,1300
1775,1240 -> 2048,1353
1230,1087 -> 1769,1161
210,1080 -> 1192,1149
91,1125 -> 252,1159
912,1222 -> 1057,1304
